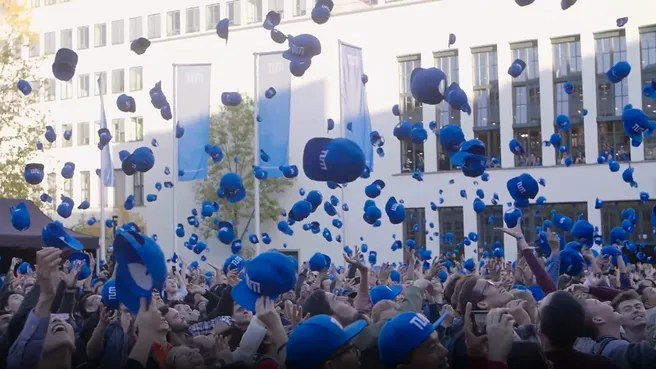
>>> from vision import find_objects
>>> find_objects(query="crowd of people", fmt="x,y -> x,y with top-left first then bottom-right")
1,218 -> 656,369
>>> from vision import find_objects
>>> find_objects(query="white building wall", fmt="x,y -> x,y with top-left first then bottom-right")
24,0 -> 656,266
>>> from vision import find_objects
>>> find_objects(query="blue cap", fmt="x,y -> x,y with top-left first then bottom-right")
113,229 -> 167,313
309,252 -> 331,272
69,252 -> 91,280
385,196 -> 405,224
303,138 -> 365,183
218,172 -> 246,203
282,34 -> 321,76
561,0 -> 577,10
130,36 -> 150,54
607,61 -> 631,84
508,59 -> 527,78
52,48 -> 78,81
450,139 -> 488,178
263,10 -> 282,30
78,200 -> 90,210
571,220 -> 594,246
61,162 -> 75,179
553,213 -> 573,232
42,221 -> 82,250
24,163 -> 44,185
365,179 -> 385,199
10,202 -> 30,231
507,173 -> 539,202
122,147 -> 155,175
371,285 -> 403,305
44,125 -> 57,143
409,67 -> 447,105
379,312 -> 441,366
393,121 -> 412,140
439,124 -> 465,154
216,18 -> 230,42
117,94 -> 136,113
509,138 -> 525,155
17,262 -> 31,274
560,247 -> 584,276
218,221 -> 235,245
149,82 -> 168,109
311,2 -> 331,24
287,315 -> 367,369
231,251 -> 297,311
221,92 -> 242,106
223,255 -> 246,275
504,207 -> 522,228
289,200 -> 312,222
101,279 -> 119,310
16,80 -> 32,95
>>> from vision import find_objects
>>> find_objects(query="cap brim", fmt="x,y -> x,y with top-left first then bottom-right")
389,284 -> 403,298
63,235 -> 84,251
433,312 -> 450,329
450,151 -> 471,167
231,280 -> 259,312
342,319 -> 368,342
121,157 -> 137,176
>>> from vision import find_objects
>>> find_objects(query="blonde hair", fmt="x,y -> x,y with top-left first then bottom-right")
166,346 -> 204,369
371,300 -> 398,323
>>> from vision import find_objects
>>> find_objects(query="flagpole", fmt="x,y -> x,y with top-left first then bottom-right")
337,41 -> 347,250
253,53 -> 261,256
172,65 -> 179,255
98,78 -> 106,273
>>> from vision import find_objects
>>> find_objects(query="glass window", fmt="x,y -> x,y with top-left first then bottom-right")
520,203 -> 587,246
13,39 -> 23,60
61,123 -> 73,148
94,23 -> 107,48
111,69 -> 125,94
63,178 -> 73,198
167,10 -> 181,36
77,74 -> 89,97
434,52 -> 460,127
28,34 -> 40,57
43,31 -> 56,54
129,67 -> 143,91
294,0 -> 307,16
511,43 -> 540,125
47,173 -> 57,210
113,169 -> 126,208
554,81 -> 584,121
77,26 -> 89,50
227,1 -> 242,26
31,0 -> 40,7
206,4 -> 221,30
45,0 -> 55,4
472,47 -> 500,129
476,205 -> 504,254
438,207 -> 464,255
60,29 -> 72,49
129,17 -> 143,41
247,0 -> 262,24
475,130 -> 501,167
552,37 -> 585,127
112,118 -> 126,143
93,121 -> 101,144
402,208 -> 427,264
640,30 -> 656,117
132,117 -> 144,141
513,127 -> 542,167
269,0 -> 284,17
61,79 -> 73,100
94,72 -> 107,96
557,125 -> 586,164
598,121 -> 631,162
44,78 -> 56,101
81,171 -> 91,204
186,7 -> 200,33
398,55 -> 424,173
595,32 -> 628,118
148,14 -> 161,39
77,122 -> 90,146
133,172 -> 144,206
601,201 -> 656,250
112,20 -> 125,45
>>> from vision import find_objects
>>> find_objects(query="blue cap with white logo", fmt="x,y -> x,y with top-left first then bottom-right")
378,312 -> 444,366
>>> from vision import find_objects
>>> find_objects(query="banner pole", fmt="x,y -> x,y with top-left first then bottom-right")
172,65 -> 179,255
337,42 -> 347,251
253,54 -> 262,256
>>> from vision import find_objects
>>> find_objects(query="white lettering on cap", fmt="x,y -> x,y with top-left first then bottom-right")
632,122 -> 645,133
409,313 -> 430,330
319,150 -> 328,171
516,181 -> 526,194
231,257 -> 242,267
390,203 -> 399,212
108,286 -> 116,300
245,274 -> 261,294
291,44 -> 305,56
268,62 -> 283,74
330,316 -> 343,329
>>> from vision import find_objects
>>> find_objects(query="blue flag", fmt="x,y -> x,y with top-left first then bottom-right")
98,78 -> 115,187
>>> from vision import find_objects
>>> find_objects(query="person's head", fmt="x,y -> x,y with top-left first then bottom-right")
287,315 -> 366,369
42,315 -> 75,355
165,278 -> 179,294
371,300 -> 399,323
166,346 -> 205,369
538,291 -> 585,350
303,289 -> 360,327
378,312 -> 448,369
443,274 -> 461,306
80,294 -> 102,316
455,275 -> 513,316
511,289 -> 538,323
646,309 -> 656,349
160,306 -> 188,332
583,296 -> 622,340
6,293 -> 23,313
611,290 -> 646,331
637,284 -> 656,309
157,306 -> 170,333
507,341 -> 550,369
232,303 -> 253,326
174,303 -> 192,321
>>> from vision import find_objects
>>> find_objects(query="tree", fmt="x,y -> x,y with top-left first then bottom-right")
194,95 -> 293,248
0,2 -> 46,202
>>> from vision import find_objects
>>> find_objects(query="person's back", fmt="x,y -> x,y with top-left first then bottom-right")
546,349 -> 621,369
592,336 -> 656,369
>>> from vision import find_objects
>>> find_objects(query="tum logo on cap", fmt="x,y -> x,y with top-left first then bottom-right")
516,181 -> 526,194
632,122 -> 645,133
108,287 -> 116,300
409,313 -> 430,330
319,150 -> 328,171
245,274 -> 261,293
390,203 -> 399,212
292,44 -> 305,56
268,62 -> 283,74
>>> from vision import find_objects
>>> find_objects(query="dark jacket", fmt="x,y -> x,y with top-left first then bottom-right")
591,336 -> 656,369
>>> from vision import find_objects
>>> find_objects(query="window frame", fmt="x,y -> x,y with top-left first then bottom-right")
185,7 -> 201,33
397,54 -> 424,174
77,122 -> 90,146
81,171 -> 91,204
77,74 -> 90,98
438,207 -> 465,256
77,26 -> 89,50
148,13 -> 162,39
133,172 -> 145,206
594,30 -> 628,119
112,20 -> 125,45
94,23 -> 107,48
472,45 -> 500,130
205,4 -> 221,30
402,207 -> 427,264
111,68 -> 125,94
510,41 -> 541,127
129,16 -> 143,41
60,28 -> 73,49
167,10 -> 181,36
475,205 -> 504,253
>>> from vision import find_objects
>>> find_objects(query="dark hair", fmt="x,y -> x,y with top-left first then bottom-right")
302,290 -> 334,317
159,305 -> 170,317
507,341 -> 550,369
454,275 -> 482,316
444,274 -> 462,305
611,290 -> 641,312
540,291 -> 585,349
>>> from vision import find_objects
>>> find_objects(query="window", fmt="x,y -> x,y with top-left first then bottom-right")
398,55 -> 424,173
558,125 -> 586,164
269,0 -> 284,17
522,202 -> 588,246
114,169 -> 126,208
167,10 -> 181,36
402,208 -> 426,264
186,7 -> 200,33
112,118 -> 126,143
133,172 -> 144,206
77,26 -> 89,50
132,117 -> 144,141
63,178 -> 73,198
61,79 -> 73,99
129,67 -> 143,91
205,4 -> 221,30
227,1 -> 242,26
28,35 -> 39,57
595,30 -> 628,118
44,31 -> 56,54
47,173 -> 57,210
472,45 -> 500,128
148,14 -> 162,39
13,39 -> 23,61
94,72 -> 107,95
44,78 -> 56,101
81,171 -> 91,205
61,124 -> 73,148
294,0 -> 307,16
601,201 -> 656,250
93,121 -> 101,144
31,0 -> 40,7
640,27 -> 656,159
45,0 -> 55,4
513,127 -> 542,166
77,74 -> 89,97
129,17 -> 143,41
434,50 -> 460,127
438,207 -> 464,255
112,20 -> 125,45
77,122 -> 90,146
476,205 -> 504,253
598,121 -> 631,162
112,69 -> 125,94
511,41 -> 540,126
474,130 -> 501,166
247,0 -> 262,24
94,23 -> 107,48
60,29 -> 72,49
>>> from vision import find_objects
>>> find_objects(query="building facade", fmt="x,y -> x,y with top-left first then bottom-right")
22,0 -> 656,265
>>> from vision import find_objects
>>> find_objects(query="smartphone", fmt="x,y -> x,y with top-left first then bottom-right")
471,310 -> 488,336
